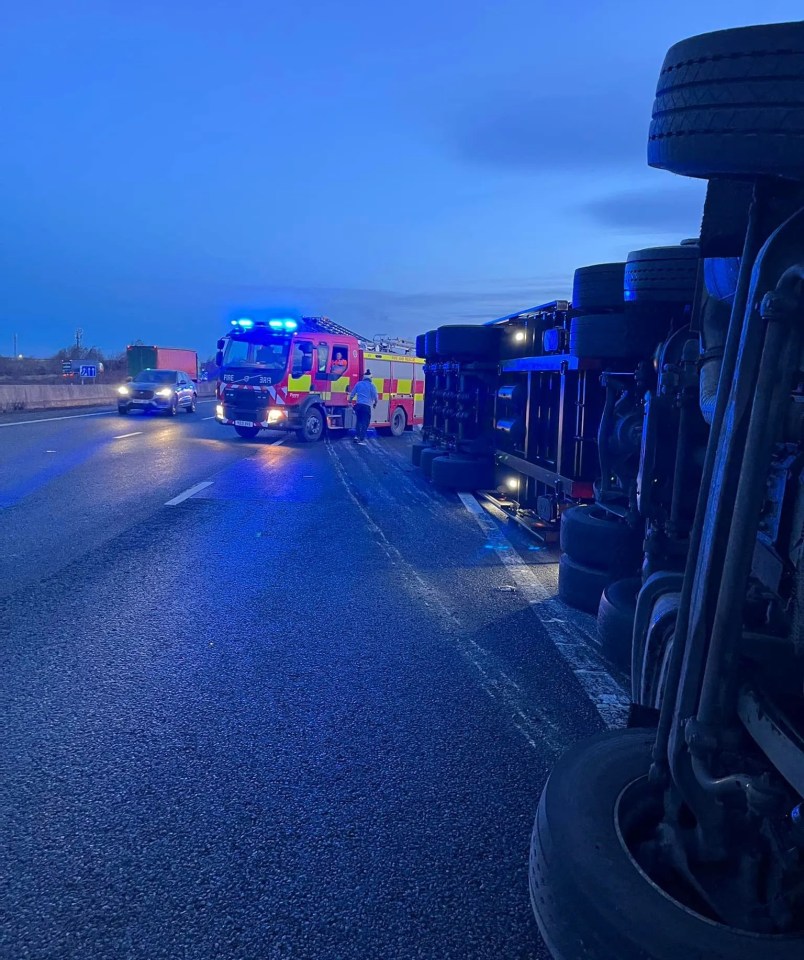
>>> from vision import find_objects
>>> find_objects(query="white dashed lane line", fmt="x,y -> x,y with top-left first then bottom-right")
457,491 -> 630,729
112,432 -> 142,440
165,481 -> 214,506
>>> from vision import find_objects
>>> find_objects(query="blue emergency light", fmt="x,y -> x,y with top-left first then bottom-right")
268,318 -> 298,331
231,317 -> 255,329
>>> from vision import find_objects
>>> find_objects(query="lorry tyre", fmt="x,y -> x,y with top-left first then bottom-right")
597,577 -> 640,672
572,263 -> 625,312
387,407 -> 406,437
431,454 -> 494,491
299,406 -> 325,442
568,315 -> 662,360
558,553 -> 611,614
235,425 -> 261,439
415,334 -> 427,359
530,728 -> 804,960
185,394 -> 197,413
648,22 -> 804,181
424,330 -> 438,358
560,506 -> 641,572
419,446 -> 442,479
435,324 -> 498,359
624,244 -> 699,306
411,443 -> 429,467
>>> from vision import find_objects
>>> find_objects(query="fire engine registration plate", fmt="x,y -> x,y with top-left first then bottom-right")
235,420 -> 255,427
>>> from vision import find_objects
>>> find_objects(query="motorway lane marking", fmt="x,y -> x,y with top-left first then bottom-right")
457,491 -> 629,729
327,443 -> 565,755
202,416 -> 215,420
165,481 -> 214,506
112,432 -> 142,439
163,436 -> 285,506
0,410 -> 113,427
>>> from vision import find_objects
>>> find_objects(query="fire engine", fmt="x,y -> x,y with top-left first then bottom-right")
214,315 -> 425,441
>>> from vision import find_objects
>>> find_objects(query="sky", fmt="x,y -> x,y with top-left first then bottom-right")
1,1 -> 801,358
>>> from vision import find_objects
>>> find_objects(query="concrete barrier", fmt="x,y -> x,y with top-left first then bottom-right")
0,381 -> 218,414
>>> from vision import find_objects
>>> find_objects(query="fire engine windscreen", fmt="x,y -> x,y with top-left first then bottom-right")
222,337 -> 290,376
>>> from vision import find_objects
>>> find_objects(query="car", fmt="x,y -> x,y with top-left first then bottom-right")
117,369 -> 197,416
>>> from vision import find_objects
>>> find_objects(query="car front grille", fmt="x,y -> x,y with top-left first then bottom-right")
133,389 -> 154,400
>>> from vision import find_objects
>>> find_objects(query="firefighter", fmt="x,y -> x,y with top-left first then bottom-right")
349,370 -> 378,444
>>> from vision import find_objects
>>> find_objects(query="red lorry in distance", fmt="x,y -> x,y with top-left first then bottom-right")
126,345 -> 199,381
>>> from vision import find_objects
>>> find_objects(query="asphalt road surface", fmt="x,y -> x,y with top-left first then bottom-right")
1,403 -> 625,960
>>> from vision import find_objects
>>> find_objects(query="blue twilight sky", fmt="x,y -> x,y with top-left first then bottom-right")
1,2 -> 800,357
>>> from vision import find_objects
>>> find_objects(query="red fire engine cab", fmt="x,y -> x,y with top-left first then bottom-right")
214,316 -> 425,441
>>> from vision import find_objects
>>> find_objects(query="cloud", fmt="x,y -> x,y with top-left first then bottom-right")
579,182 -> 706,235
442,79 -> 652,172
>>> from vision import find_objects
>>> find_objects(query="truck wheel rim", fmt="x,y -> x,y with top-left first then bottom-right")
307,414 -> 321,436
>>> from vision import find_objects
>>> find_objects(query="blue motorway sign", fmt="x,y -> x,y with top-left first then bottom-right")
79,365 -> 97,378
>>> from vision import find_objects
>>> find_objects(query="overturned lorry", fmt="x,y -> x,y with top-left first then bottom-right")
417,19 -> 804,959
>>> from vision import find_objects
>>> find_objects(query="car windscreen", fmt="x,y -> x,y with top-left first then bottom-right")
135,370 -> 177,383
222,337 -> 290,376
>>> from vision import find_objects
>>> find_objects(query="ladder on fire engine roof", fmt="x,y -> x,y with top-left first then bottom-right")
299,317 -> 417,356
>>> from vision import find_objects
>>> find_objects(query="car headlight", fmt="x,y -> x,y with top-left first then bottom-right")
155,388 -> 174,398
118,386 -> 130,396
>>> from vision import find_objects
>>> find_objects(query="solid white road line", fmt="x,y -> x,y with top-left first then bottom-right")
202,416 -> 215,420
165,481 -> 213,506
457,491 -> 629,729
112,431 -> 142,439
0,410 -> 113,428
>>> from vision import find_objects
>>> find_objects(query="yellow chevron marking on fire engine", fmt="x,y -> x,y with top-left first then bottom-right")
331,376 -> 350,391
288,374 -> 312,391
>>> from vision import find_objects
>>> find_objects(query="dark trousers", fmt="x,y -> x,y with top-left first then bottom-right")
355,403 -> 372,440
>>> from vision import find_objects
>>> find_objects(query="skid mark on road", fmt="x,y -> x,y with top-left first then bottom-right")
457,492 -> 629,729
327,442 -> 566,755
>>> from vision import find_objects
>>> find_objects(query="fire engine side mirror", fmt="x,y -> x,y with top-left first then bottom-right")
216,339 -> 225,350
215,350 -> 223,367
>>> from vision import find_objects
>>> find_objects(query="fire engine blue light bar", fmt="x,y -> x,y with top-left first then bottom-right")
231,317 -> 255,329
283,319 -> 298,330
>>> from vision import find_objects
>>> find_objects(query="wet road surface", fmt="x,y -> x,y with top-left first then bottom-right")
1,409 -> 623,959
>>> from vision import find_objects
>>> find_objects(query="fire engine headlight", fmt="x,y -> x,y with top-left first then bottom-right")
216,404 -> 224,418
267,409 -> 284,423
155,388 -> 173,398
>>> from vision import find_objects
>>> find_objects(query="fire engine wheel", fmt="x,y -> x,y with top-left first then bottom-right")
388,407 -> 407,437
435,325 -> 499,359
648,22 -> 804,181
560,506 -> 641,572
558,553 -> 611,615
234,425 -> 261,439
597,577 -> 640,672
430,454 -> 494,491
530,729 -> 804,960
624,244 -> 699,306
572,262 -> 626,312
299,407 -> 325,442
419,446 -> 443,479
